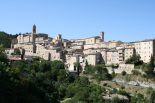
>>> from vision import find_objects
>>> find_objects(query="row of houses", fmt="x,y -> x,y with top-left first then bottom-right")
6,25 -> 155,73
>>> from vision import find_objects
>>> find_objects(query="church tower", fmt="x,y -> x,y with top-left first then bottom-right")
32,24 -> 36,53
32,24 -> 36,34
32,24 -> 36,43
100,32 -> 104,42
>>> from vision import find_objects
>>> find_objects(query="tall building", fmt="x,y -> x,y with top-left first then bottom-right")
32,24 -> 36,34
100,32 -> 104,42
32,24 -> 36,43
132,39 -> 155,63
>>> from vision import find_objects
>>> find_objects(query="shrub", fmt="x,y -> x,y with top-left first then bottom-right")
121,71 -> 126,76
103,83 -> 107,86
132,70 -> 141,75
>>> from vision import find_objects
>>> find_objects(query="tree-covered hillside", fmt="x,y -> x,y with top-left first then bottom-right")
0,31 -> 17,48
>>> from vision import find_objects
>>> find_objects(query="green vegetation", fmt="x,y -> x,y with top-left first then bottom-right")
130,87 -> 155,103
0,44 -> 8,63
0,45 -> 107,103
0,60 -> 65,103
121,71 -> 126,76
14,48 -> 21,55
126,48 -> 155,79
0,31 -> 16,48
0,46 -> 134,103
1,32 -> 155,103
131,70 -> 141,75
143,55 -> 155,78
125,49 -> 143,65
131,93 -> 148,103
133,55 -> 155,79
12,48 -> 21,55
0,57 -> 107,103
65,77 -> 104,103
74,62 -> 82,75
84,64 -> 112,81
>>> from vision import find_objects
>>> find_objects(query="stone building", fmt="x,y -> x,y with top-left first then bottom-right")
12,25 -> 63,61
85,53 -> 97,66
132,39 -> 155,63
106,48 -> 119,65
9,25 -> 155,74
124,47 -> 134,61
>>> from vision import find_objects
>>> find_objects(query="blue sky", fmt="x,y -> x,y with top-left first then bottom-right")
0,0 -> 155,42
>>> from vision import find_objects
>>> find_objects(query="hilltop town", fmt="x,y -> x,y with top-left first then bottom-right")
6,25 -> 155,74
1,25 -> 155,103
1,0 -> 155,102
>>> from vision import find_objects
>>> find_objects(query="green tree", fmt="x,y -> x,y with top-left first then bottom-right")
145,87 -> 155,103
0,31 -> 12,48
74,62 -> 82,75
58,83 -> 67,99
0,44 -> 4,54
0,44 -> 8,63
88,84 -> 103,103
84,64 -> 95,74
126,49 -> 142,65
72,87 -> 89,102
14,48 -> 21,55
94,65 -> 112,81
21,49 -> 25,59
150,91 -> 155,103
96,52 -> 105,64
75,76 -> 89,86
121,71 -> 126,76
85,60 -> 88,67
57,69 -> 68,82
144,55 -> 155,77
51,60 -> 65,70
111,71 -> 116,78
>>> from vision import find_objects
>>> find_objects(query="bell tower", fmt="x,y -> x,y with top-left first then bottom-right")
32,24 -> 36,34
31,24 -> 36,53
32,24 -> 36,43
100,32 -> 104,42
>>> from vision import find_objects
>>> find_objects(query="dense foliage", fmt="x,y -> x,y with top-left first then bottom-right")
0,45 -> 106,103
0,44 -> 8,63
66,77 -> 104,103
0,59 -> 108,103
143,55 -> 155,78
12,48 -> 21,55
84,64 -> 112,81
0,60 -> 65,103
0,31 -> 17,48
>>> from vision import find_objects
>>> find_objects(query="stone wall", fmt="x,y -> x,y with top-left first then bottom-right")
107,64 -> 134,74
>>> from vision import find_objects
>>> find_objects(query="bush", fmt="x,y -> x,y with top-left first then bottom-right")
132,70 -> 141,75
14,48 -> 21,55
121,71 -> 126,76
112,71 -> 116,78
125,75 -> 131,81
120,85 -> 125,90
103,83 -> 107,86
111,88 -> 118,94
